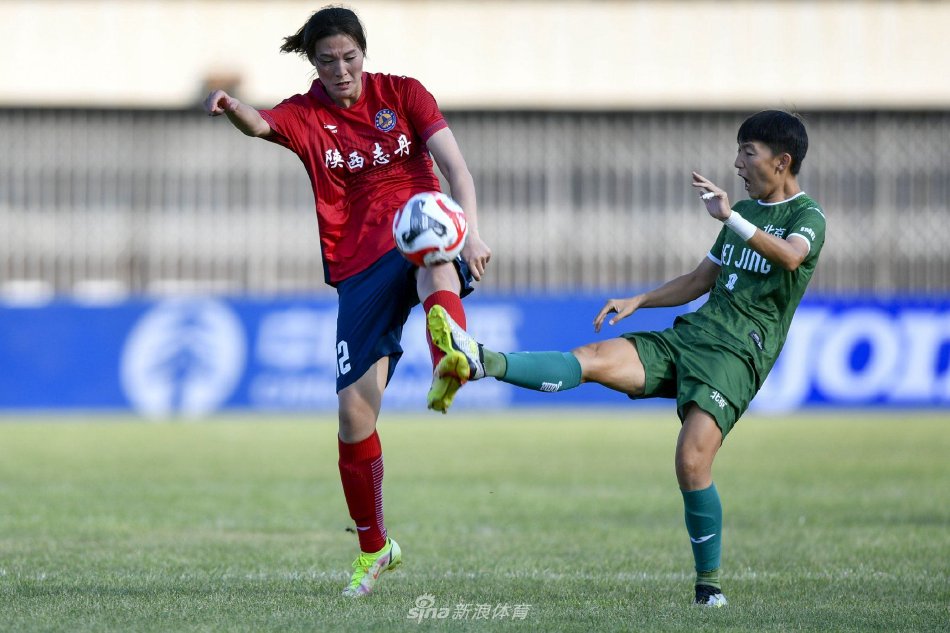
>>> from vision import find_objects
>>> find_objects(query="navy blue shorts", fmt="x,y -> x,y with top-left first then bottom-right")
334,248 -> 475,392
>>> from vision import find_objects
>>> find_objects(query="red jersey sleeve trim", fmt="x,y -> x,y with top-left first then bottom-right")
421,119 -> 448,142
258,108 -> 295,150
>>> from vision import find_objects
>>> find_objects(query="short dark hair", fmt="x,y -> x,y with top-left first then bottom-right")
280,6 -> 367,64
737,110 -> 808,175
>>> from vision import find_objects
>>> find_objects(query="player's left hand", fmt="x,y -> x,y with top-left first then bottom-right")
691,171 -> 732,221
462,232 -> 492,281
593,296 -> 641,333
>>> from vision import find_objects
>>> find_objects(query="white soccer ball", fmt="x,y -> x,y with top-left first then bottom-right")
392,191 -> 468,267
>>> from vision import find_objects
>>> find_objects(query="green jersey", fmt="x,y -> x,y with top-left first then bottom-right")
677,192 -> 826,387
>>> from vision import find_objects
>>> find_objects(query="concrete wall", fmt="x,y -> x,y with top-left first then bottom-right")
1,0 -> 947,109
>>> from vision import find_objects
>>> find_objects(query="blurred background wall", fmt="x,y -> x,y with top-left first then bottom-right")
1,1 -> 948,415
1,0 -> 948,299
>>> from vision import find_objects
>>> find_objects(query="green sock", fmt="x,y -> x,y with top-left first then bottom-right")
697,569 -> 721,590
681,483 -> 723,589
491,351 -> 582,392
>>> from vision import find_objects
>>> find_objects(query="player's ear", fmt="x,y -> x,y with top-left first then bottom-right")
776,152 -> 792,173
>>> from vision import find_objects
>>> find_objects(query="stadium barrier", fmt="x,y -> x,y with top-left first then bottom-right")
1,294 -> 947,416
2,109 -> 949,296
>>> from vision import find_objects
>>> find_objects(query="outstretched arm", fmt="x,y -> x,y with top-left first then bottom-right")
594,257 -> 720,332
427,128 -> 492,280
204,90 -> 271,138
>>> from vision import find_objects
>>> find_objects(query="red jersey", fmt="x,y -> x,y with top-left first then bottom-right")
259,72 -> 447,285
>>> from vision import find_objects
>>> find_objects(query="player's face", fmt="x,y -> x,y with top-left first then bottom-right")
734,140 -> 785,202
313,34 -> 364,108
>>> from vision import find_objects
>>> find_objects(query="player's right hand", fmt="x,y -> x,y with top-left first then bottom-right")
204,90 -> 240,116
593,297 -> 640,333
691,171 -> 732,221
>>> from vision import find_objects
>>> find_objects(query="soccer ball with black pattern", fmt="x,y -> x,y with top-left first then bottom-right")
393,191 -> 467,267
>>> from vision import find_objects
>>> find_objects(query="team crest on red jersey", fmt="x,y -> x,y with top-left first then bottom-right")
374,108 -> 397,132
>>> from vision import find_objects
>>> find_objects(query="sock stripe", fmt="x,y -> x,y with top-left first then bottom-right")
371,455 -> 386,541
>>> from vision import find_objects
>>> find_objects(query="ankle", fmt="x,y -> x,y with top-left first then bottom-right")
483,349 -> 506,377
696,569 -> 721,590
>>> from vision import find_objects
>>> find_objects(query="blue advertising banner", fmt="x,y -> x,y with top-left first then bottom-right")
0,294 -> 948,416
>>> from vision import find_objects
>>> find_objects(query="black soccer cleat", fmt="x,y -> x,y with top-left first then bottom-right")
694,584 -> 728,607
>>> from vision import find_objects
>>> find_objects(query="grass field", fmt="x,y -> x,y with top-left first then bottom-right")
0,411 -> 947,632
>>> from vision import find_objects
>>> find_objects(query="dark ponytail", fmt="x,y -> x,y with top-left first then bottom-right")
280,6 -> 367,64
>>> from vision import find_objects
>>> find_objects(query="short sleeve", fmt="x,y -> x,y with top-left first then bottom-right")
400,77 -> 447,141
258,94 -> 309,153
707,225 -> 728,265
788,205 -> 827,260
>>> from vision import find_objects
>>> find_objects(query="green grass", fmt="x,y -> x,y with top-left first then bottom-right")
0,411 -> 948,632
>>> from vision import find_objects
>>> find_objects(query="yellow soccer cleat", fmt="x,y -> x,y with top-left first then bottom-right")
341,538 -> 402,597
426,305 -> 485,413
426,352 -> 468,414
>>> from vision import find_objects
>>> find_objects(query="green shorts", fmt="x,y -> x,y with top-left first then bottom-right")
622,323 -> 758,438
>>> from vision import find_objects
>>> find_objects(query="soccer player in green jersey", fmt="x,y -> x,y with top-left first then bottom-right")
428,110 -> 826,607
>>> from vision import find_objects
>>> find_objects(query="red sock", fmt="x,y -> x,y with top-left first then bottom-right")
338,431 -> 387,553
423,290 -> 467,368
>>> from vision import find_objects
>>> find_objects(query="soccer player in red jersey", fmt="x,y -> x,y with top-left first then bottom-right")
204,6 -> 491,596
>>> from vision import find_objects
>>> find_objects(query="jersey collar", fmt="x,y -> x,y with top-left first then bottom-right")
756,191 -> 807,206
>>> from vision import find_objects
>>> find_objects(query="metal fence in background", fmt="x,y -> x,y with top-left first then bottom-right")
1,109 -> 948,298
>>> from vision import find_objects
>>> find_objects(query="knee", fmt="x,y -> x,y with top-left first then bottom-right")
571,343 -> 603,382
675,447 -> 712,490
338,395 -> 378,443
